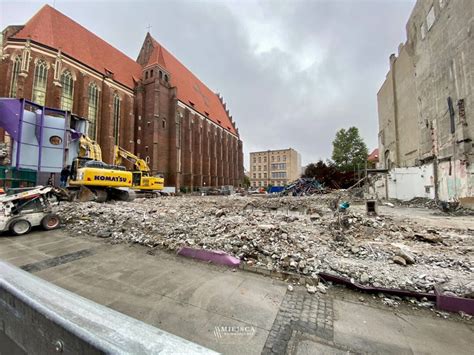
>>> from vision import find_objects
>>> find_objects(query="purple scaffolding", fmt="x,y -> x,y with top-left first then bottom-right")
0,98 -> 69,174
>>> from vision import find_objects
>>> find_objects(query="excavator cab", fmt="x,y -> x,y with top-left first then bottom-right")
113,145 -> 164,193
132,172 -> 142,186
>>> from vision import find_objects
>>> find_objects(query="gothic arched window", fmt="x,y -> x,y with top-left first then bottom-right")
60,70 -> 74,111
32,59 -> 48,105
9,56 -> 22,98
87,83 -> 99,139
113,93 -> 121,145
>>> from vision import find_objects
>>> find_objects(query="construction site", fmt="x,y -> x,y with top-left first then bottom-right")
1,0 -> 473,354
0,97 -> 472,352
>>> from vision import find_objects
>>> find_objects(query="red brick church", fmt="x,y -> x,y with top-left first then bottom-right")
0,5 -> 244,189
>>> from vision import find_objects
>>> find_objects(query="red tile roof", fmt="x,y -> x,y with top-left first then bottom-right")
12,5 -> 238,136
13,5 -> 141,89
146,36 -> 237,135
368,148 -> 379,162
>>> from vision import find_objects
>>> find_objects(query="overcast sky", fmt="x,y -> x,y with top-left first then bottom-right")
1,0 -> 415,168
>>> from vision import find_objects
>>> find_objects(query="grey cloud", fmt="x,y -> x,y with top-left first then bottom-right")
1,0 -> 415,167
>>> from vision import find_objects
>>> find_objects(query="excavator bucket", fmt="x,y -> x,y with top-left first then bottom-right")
77,186 -> 96,202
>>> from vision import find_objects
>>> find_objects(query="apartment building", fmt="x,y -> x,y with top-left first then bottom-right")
249,148 -> 301,188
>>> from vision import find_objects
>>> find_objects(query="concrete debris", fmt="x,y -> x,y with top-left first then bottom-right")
392,256 -> 406,266
395,248 -> 416,265
59,194 -> 473,297
317,283 -> 327,294
414,233 -> 443,243
392,197 -> 474,216
287,285 -> 294,292
459,311 -> 472,321
382,298 -> 399,308
306,285 -> 317,294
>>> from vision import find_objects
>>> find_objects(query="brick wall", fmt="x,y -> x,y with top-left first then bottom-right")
1,38 -> 244,189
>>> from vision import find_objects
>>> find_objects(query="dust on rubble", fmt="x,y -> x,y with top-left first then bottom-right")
59,194 -> 474,298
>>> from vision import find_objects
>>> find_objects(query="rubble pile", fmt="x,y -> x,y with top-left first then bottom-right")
281,178 -> 326,196
393,197 -> 438,209
60,195 -> 473,297
390,197 -> 474,216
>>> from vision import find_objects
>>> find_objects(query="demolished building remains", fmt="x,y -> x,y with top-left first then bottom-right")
377,0 -> 473,207
60,195 -> 473,300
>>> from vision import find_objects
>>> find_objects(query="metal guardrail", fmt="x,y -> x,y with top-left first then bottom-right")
0,260 -> 218,354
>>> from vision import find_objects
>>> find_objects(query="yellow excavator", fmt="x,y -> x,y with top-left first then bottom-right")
113,145 -> 164,195
68,136 -> 135,202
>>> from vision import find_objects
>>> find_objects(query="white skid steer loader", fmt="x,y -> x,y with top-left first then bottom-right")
0,186 -> 62,236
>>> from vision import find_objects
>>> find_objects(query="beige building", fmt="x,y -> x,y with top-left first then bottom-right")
377,0 -> 473,204
249,148 -> 301,188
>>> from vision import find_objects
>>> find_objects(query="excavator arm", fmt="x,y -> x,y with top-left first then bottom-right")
114,146 -> 150,173
79,135 -> 102,161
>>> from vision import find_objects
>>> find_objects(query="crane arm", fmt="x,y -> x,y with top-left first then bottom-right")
114,146 -> 150,172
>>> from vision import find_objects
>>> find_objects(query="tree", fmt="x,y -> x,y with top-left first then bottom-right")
303,160 -> 357,189
242,175 -> 251,188
331,127 -> 368,172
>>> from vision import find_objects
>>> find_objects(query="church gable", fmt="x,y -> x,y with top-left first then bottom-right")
136,33 -> 155,67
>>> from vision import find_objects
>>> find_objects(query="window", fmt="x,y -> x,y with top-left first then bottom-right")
271,156 -> 274,162
60,70 -> 74,111
87,83 -> 99,139
176,122 -> 181,148
253,173 -> 256,178
283,155 -> 286,161
9,56 -> 21,97
162,119 -> 166,129
271,172 -> 287,179
150,69 -> 154,77
164,74 -> 168,82
49,136 -> 62,145
264,165 -> 267,171
113,93 -> 121,145
32,59 -> 48,105
277,156 -> 280,162
253,165 -> 256,171
264,173 -> 267,178
426,7 -> 435,31
258,166 -> 261,171
253,157 -> 256,163
258,173 -> 261,178
159,71 -> 163,80
258,157 -> 261,163
264,157 -> 267,163
145,71 -> 149,80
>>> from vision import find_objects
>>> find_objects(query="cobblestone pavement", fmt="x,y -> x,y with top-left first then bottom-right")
262,290 -> 335,354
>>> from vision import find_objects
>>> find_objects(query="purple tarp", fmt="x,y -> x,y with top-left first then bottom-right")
177,247 -> 241,267
0,98 -> 22,141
